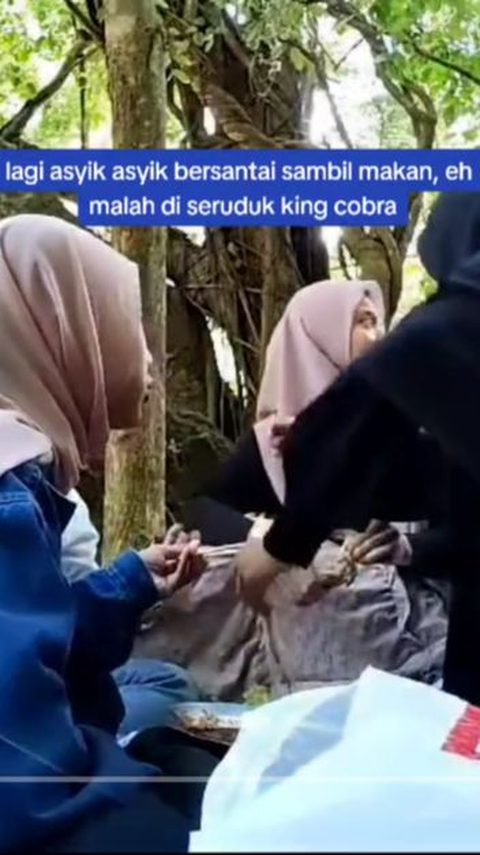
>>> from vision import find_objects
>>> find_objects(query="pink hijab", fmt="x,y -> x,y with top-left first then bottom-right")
0,214 -> 147,492
254,279 -> 385,502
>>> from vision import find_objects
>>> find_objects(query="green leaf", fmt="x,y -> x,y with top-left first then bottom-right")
204,33 -> 215,52
289,45 -> 306,72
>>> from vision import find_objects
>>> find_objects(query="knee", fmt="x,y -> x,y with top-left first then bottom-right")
117,658 -> 199,700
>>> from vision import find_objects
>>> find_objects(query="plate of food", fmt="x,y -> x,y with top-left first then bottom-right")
171,702 -> 249,746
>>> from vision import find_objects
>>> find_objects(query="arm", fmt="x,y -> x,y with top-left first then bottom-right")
0,496 -> 113,848
70,551 -> 157,674
70,527 -> 206,674
61,487 -> 157,673
264,369 -> 427,567
236,370 -> 432,609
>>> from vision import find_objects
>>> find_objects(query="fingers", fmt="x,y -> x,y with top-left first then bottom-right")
162,543 -> 186,560
352,527 -> 398,563
353,528 -> 398,554
175,539 -> 206,583
141,524 -> 206,598
353,520 -> 386,545
339,521 -> 398,569
175,540 -> 196,575
162,542 -> 202,577
336,552 -> 357,585
164,524 -> 201,545
365,519 -> 385,535
356,544 -> 396,565
347,520 -> 396,560
183,540 -> 206,578
163,523 -> 184,545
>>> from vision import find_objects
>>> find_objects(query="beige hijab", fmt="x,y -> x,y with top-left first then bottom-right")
254,279 -> 385,502
0,214 -> 147,492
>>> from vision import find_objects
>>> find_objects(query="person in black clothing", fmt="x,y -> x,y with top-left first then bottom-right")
236,191 -> 480,706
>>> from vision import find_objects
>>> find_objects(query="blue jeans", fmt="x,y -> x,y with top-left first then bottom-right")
114,658 -> 198,737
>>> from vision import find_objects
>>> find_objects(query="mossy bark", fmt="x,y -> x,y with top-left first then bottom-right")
102,0 -> 167,561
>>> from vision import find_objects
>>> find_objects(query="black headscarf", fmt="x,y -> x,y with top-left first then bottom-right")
356,192 -> 480,483
418,192 -> 480,291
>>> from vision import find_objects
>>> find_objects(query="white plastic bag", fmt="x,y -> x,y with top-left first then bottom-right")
191,668 -> 480,852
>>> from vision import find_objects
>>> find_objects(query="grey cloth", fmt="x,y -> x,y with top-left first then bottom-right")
134,539 -> 449,701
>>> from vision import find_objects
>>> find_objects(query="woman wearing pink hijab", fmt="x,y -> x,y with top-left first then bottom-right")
0,215 -> 206,853
203,279 -> 385,519
254,279 -> 385,503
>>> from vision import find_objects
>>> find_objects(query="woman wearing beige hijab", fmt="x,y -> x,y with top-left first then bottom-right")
201,279 -> 385,520
0,215 -> 205,853
254,279 -> 385,503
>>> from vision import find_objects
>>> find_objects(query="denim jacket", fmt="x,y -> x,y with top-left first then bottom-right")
0,462 -> 158,851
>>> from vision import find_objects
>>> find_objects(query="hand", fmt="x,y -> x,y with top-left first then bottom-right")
345,520 -> 412,567
139,524 -> 206,598
270,416 -> 295,454
235,538 -> 287,613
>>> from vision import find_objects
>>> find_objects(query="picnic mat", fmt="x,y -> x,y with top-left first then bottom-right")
134,534 -> 449,701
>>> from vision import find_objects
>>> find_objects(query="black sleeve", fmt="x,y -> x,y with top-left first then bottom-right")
441,464 -> 480,703
204,428 -> 281,516
264,368 -> 433,567
408,528 -> 455,578
408,461 -> 480,581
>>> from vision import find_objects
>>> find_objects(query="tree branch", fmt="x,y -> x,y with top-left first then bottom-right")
167,79 -> 186,130
0,137 -> 39,150
71,14 -> 90,148
85,0 -> 104,34
333,36 -> 363,70
409,39 -> 480,88
323,78 -> 354,148
280,38 -> 354,147
62,0 -> 103,42
0,40 -> 97,142
201,82 -> 280,148
393,192 -> 423,260
222,14 -> 254,71
78,53 -> 89,148
167,227 -> 211,292
405,80 -> 436,148
300,0 -> 437,148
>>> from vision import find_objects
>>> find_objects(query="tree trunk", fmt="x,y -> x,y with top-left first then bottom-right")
165,286 -> 232,515
102,0 -> 167,561
341,226 -> 403,321
191,29 -> 328,418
